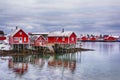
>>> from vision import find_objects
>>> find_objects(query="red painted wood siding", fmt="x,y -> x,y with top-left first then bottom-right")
69,33 -> 77,44
81,36 -> 88,41
0,36 -> 6,40
89,37 -> 96,41
48,37 -> 69,44
56,37 -> 69,44
48,37 -> 56,43
104,36 -> 117,41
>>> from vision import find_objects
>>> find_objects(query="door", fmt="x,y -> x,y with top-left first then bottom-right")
19,37 -> 22,44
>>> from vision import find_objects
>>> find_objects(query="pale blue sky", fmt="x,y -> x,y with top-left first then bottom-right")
0,0 -> 120,35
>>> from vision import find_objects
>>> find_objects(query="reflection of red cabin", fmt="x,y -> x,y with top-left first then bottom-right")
30,58 -> 45,67
9,27 -> 29,49
48,31 -> 77,44
104,36 -> 117,41
8,59 -> 28,74
81,36 -> 88,41
48,60 -> 76,72
30,35 -> 47,46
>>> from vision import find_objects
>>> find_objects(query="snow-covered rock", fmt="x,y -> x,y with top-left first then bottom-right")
0,38 -> 11,51
0,43 -> 11,50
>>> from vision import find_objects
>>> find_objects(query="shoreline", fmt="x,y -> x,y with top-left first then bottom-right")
0,47 -> 94,56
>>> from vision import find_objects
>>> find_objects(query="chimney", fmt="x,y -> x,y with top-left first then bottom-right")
16,26 -> 18,30
62,28 -> 64,33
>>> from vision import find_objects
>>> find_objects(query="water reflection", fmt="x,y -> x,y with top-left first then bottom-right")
48,55 -> 76,73
29,55 -> 45,68
3,53 -> 79,80
0,42 -> 120,80
8,56 -> 28,75
81,42 -> 118,55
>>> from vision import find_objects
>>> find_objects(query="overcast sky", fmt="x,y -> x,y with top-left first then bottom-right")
0,0 -> 120,35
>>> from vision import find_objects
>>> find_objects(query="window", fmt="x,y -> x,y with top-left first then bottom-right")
19,32 -> 22,35
72,37 -> 74,41
19,38 -> 22,43
24,37 -> 26,41
62,37 -> 65,41
14,37 -> 19,41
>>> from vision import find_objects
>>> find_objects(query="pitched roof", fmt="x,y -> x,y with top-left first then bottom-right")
31,32 -> 49,35
10,28 -> 28,37
30,35 -> 46,41
48,31 -> 74,37
29,32 -> 49,39
30,35 -> 38,41
10,28 -> 21,36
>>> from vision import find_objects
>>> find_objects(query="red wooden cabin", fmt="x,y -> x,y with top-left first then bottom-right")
48,31 -> 77,44
104,36 -> 117,41
30,35 -> 47,46
81,36 -> 88,41
89,37 -> 97,41
9,27 -> 29,49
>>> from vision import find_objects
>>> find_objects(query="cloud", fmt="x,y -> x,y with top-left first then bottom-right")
25,25 -> 34,29
0,0 -> 120,35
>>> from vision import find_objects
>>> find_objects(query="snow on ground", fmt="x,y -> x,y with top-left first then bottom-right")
0,43 -> 10,50
0,40 -> 11,51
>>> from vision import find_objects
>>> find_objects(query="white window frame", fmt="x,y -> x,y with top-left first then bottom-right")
62,37 -> 65,41
19,37 -> 22,43
72,37 -> 74,41
14,37 -> 19,41
24,37 -> 26,41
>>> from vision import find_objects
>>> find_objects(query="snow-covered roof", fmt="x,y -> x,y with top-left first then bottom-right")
31,35 -> 40,41
30,35 -> 46,41
9,28 -> 28,37
48,31 -> 74,37
10,28 -> 21,36
113,36 -> 119,38
31,32 -> 49,35
29,32 -> 49,39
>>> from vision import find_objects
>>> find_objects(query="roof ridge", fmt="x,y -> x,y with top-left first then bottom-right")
10,28 -> 21,36
48,31 -> 73,37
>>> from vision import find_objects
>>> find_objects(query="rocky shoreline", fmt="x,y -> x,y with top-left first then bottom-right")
0,47 -> 94,56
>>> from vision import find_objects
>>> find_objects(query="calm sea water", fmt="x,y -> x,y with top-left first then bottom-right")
0,42 -> 120,80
